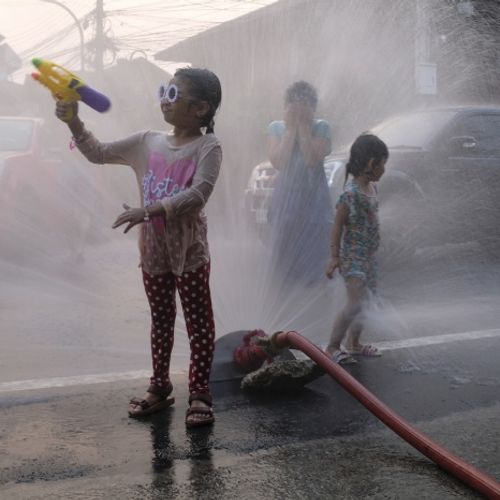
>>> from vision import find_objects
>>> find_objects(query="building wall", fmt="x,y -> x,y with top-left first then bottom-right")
157,0 -> 418,204
155,0 -> 500,213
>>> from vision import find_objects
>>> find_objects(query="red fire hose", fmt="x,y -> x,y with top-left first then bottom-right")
271,330 -> 500,499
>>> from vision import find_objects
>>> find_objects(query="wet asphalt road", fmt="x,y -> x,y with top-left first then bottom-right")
1,235 -> 500,498
1,334 -> 499,499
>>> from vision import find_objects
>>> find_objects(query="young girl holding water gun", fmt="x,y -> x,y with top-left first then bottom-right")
325,133 -> 388,365
56,68 -> 222,427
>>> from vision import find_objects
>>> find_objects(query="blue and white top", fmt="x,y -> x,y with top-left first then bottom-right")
267,119 -> 333,227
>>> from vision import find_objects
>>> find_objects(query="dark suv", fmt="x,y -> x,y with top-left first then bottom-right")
245,106 -> 500,255
328,106 -> 500,257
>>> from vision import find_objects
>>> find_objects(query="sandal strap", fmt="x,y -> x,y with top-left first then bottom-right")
147,381 -> 173,397
331,350 -> 357,365
189,392 -> 212,406
129,397 -> 149,409
349,344 -> 381,356
360,345 -> 379,355
186,406 -> 213,417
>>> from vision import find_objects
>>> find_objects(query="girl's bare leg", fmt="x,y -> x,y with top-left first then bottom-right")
326,277 -> 366,354
344,321 -> 363,351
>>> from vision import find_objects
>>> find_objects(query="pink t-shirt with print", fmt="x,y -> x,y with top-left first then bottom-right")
75,130 -> 222,275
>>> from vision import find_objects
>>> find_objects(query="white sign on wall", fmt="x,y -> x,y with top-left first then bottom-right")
416,63 -> 437,95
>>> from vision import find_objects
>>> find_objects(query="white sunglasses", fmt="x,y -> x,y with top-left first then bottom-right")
158,83 -> 181,103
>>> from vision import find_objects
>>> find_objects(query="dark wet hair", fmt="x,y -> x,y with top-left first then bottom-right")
345,133 -> 389,185
285,80 -> 318,109
174,67 -> 222,134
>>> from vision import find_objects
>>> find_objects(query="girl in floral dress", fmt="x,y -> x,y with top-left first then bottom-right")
325,133 -> 388,365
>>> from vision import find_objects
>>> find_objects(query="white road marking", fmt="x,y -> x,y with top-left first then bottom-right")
0,370 -> 152,394
375,328 -> 500,350
1,329 -> 499,394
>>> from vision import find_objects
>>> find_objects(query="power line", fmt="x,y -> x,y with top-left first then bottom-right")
6,0 -> 279,77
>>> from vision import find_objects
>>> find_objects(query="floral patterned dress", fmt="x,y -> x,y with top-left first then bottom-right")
337,180 -> 380,292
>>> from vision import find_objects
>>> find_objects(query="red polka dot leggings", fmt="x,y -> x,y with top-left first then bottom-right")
142,262 -> 215,396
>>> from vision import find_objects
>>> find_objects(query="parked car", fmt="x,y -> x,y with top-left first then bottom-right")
243,158 -> 345,244
243,160 -> 277,228
0,116 -> 65,204
0,116 -> 106,263
244,106 -> 500,258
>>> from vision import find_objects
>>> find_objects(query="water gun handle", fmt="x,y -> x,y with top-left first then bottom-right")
56,97 -> 77,123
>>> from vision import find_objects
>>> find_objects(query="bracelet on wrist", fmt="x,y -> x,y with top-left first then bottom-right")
143,207 -> 151,222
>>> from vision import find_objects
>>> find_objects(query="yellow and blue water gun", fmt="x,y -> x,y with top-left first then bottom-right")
31,58 -> 111,120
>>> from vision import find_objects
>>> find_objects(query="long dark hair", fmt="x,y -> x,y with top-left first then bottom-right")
175,67 -> 222,134
345,133 -> 388,185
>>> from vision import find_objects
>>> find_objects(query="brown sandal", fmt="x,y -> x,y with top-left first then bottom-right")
185,392 -> 215,428
128,383 -> 175,418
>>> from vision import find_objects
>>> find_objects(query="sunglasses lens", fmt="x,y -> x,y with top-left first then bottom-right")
167,85 -> 178,102
158,83 -> 180,103
158,84 -> 167,101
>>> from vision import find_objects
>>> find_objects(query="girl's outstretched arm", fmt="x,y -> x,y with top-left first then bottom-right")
326,202 -> 348,278
55,100 -> 145,167
67,115 -> 85,140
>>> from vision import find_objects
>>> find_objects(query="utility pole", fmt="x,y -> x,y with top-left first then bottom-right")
94,0 -> 104,73
415,0 -> 437,98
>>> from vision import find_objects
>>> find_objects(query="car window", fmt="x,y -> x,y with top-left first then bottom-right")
0,119 -> 34,152
39,122 -> 63,159
371,111 -> 457,149
450,114 -> 500,156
